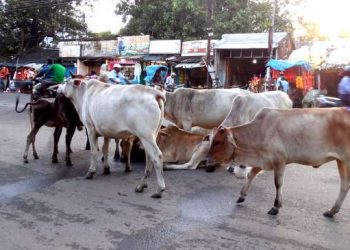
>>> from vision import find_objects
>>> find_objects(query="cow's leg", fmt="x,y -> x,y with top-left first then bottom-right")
125,137 -> 134,172
85,128 -> 90,150
138,137 -> 165,198
181,120 -> 192,132
324,160 -> 350,218
237,167 -> 262,203
113,139 -> 120,161
102,137 -> 111,175
23,124 -> 42,163
31,136 -> 39,159
85,130 -> 99,179
52,127 -> 62,164
267,164 -> 286,215
65,125 -> 76,166
135,153 -> 152,193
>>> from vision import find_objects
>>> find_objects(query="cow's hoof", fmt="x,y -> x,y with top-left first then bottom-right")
24,159 -> 29,164
101,156 -> 105,162
267,207 -> 279,215
52,159 -> 58,164
85,171 -> 96,179
114,155 -> 120,161
135,185 -> 145,193
151,192 -> 162,198
323,210 -> 335,218
103,168 -> 111,175
66,161 -> 73,167
125,168 -> 132,173
33,154 -> 39,160
205,165 -> 216,172
236,197 -> 245,203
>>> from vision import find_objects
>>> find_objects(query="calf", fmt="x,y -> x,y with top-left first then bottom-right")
208,108 -> 350,218
15,94 -> 83,166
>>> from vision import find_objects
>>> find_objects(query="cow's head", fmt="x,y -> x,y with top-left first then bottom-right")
207,126 -> 237,165
58,74 -> 85,100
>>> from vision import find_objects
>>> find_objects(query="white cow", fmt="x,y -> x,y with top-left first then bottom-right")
165,88 -> 251,131
58,77 -> 166,198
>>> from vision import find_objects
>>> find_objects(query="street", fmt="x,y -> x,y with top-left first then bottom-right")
0,92 -> 350,250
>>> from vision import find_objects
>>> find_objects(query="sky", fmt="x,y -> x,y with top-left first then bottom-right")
84,0 -> 350,38
84,0 -> 124,34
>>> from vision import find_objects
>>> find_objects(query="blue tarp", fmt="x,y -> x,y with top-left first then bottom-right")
144,65 -> 168,84
266,59 -> 312,71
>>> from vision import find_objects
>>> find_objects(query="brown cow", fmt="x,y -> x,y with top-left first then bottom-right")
207,107 -> 350,218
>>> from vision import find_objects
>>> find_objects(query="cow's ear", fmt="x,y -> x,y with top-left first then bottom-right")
70,71 -> 75,78
73,79 -> 82,87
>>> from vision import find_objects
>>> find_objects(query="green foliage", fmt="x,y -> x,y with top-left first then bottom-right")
0,0 -> 89,56
116,0 -> 294,40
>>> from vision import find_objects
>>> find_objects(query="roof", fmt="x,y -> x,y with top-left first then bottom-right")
215,32 -> 289,49
266,59 -> 312,71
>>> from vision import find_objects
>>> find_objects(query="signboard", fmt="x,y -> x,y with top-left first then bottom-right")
149,40 -> 181,54
181,40 -> 218,56
81,40 -> 118,57
59,41 -> 81,57
118,35 -> 150,56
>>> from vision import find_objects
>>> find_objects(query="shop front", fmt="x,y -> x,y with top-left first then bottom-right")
214,32 -> 294,88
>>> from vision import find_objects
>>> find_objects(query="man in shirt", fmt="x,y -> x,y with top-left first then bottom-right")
34,58 -> 66,98
0,66 -> 10,91
165,72 -> 176,92
338,66 -> 350,106
108,63 -> 127,84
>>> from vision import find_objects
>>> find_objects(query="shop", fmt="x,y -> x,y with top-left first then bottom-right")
214,32 -> 294,88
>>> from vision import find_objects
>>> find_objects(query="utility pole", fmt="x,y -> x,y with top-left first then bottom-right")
266,0 -> 277,91
206,0 -> 214,89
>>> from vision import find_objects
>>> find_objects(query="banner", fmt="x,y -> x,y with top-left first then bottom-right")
118,35 -> 150,56
181,40 -> 218,56
149,40 -> 181,54
81,40 -> 118,57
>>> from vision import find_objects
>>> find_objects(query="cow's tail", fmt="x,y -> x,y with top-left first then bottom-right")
15,95 -> 40,113
15,95 -> 32,113
155,92 -> 165,135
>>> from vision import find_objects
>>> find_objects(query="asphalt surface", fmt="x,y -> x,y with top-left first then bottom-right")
0,92 -> 350,250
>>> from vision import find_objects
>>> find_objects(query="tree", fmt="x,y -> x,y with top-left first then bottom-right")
115,0 -> 295,40
0,0 -> 90,56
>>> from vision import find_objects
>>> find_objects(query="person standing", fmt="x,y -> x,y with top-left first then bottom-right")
165,72 -> 176,91
0,65 -> 10,92
276,73 -> 289,93
337,66 -> 350,106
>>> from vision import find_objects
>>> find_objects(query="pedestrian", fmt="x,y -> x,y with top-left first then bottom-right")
276,72 -> 289,93
165,72 -> 176,92
152,69 -> 165,89
108,63 -> 127,84
0,65 -> 10,92
337,66 -> 350,106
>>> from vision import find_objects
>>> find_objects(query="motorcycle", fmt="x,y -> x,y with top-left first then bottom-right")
31,78 -> 59,101
315,95 -> 344,108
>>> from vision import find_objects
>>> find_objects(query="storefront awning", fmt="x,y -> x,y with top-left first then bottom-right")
266,59 -> 312,71
175,62 -> 205,69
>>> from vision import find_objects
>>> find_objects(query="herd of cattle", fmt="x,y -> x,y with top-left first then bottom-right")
14,76 -> 350,218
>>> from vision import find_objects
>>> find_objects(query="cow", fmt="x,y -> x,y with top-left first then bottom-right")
164,88 -> 251,131
15,94 -> 83,166
58,78 -> 166,198
158,125 -> 211,170
207,107 -> 350,218
213,91 -> 293,175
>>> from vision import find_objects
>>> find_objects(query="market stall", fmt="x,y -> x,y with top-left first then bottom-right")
266,59 -> 314,95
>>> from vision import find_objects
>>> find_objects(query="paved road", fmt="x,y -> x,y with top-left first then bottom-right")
0,92 -> 349,250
